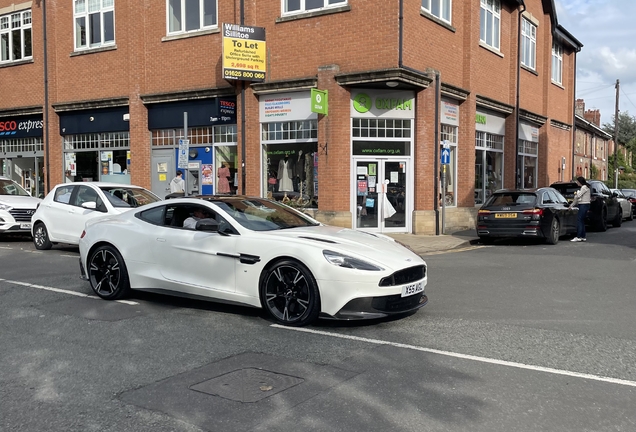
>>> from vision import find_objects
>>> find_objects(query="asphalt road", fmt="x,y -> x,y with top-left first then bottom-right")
1,222 -> 635,432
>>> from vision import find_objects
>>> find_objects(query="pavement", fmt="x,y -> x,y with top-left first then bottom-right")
386,229 -> 480,255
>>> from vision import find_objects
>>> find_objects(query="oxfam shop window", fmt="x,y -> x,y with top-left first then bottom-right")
260,92 -> 318,208
475,110 -> 506,205
60,107 -> 131,184
440,99 -> 460,207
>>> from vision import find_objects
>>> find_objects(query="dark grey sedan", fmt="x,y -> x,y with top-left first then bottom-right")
476,188 -> 578,245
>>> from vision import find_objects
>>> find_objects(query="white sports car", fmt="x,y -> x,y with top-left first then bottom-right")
78,196 -> 428,326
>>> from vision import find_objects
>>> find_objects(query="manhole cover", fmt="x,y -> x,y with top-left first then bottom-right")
190,368 -> 304,403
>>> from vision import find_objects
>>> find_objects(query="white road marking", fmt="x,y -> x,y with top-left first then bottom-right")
271,324 -> 636,388
0,278 -> 138,305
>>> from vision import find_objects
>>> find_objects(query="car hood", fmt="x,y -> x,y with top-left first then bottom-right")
262,225 -> 424,269
0,195 -> 41,209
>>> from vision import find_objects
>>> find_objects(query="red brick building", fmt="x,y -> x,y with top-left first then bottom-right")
0,0 -> 581,234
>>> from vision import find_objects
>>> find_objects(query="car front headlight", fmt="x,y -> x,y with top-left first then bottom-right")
0,201 -> 12,211
323,250 -> 384,271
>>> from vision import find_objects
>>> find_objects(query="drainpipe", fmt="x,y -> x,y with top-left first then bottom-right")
240,0 -> 246,195
571,52 -> 577,181
514,0 -> 526,189
41,0 -> 50,192
434,72 -> 440,235
398,0 -> 403,67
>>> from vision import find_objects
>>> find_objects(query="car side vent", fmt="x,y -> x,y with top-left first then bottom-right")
379,265 -> 426,286
297,236 -> 338,244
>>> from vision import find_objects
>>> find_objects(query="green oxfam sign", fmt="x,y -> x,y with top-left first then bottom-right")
311,88 -> 328,115
353,92 -> 413,113
353,93 -> 373,113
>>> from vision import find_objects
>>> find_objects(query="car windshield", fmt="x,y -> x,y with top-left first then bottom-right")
0,179 -> 30,196
100,187 -> 161,208
214,198 -> 319,231
484,192 -> 537,207
622,189 -> 636,198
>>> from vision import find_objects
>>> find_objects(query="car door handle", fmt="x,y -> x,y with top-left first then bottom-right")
156,238 -> 166,242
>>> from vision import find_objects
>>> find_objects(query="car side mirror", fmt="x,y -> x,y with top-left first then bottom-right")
81,201 -> 97,210
196,218 -> 219,232
612,192 -> 618,198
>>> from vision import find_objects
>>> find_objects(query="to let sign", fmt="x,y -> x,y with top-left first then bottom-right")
222,23 -> 266,82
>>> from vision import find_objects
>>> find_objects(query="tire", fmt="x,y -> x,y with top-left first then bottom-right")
613,208 -> 622,227
88,245 -> 131,300
260,259 -> 320,326
629,208 -> 634,221
33,222 -> 52,250
595,208 -> 607,232
546,218 -> 560,245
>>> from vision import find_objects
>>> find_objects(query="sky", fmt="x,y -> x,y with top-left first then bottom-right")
555,0 -> 636,127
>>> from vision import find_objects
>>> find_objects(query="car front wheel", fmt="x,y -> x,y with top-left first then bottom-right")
260,259 -> 320,326
613,208 -> 622,227
596,208 -> 608,232
546,218 -> 560,245
33,222 -> 52,250
88,245 -> 131,300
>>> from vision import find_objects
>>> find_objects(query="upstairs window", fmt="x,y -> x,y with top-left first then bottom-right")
0,10 -> 32,63
422,0 -> 451,23
167,0 -> 218,34
521,18 -> 536,70
480,0 -> 500,51
74,0 -> 115,50
283,0 -> 347,15
552,42 -> 563,84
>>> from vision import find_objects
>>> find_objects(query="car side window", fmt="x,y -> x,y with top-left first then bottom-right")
54,185 -> 75,204
73,185 -> 102,208
551,189 -> 568,204
542,192 -> 554,204
136,206 -> 165,225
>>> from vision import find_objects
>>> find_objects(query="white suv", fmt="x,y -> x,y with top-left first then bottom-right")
0,176 -> 42,235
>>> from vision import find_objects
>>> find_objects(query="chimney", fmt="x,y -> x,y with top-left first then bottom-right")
575,99 -> 585,117
584,109 -> 601,127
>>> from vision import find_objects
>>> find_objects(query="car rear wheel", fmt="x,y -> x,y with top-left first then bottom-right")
33,222 -> 52,250
595,208 -> 608,232
629,208 -> 634,221
88,245 -> 130,300
613,209 -> 622,227
260,259 -> 320,326
546,218 -> 560,245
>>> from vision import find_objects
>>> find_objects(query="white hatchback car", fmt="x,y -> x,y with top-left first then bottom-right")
0,176 -> 42,236
32,182 -> 161,249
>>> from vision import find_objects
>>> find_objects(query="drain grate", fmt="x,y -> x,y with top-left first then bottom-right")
190,367 -> 304,403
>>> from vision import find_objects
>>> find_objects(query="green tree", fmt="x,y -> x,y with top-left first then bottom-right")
602,111 -> 636,151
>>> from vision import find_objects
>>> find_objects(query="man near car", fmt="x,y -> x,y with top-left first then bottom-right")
569,176 -> 590,242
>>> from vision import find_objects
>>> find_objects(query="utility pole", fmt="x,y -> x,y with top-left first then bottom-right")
613,79 -> 620,188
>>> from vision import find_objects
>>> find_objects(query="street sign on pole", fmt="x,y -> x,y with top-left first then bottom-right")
178,139 -> 190,170
441,147 -> 451,165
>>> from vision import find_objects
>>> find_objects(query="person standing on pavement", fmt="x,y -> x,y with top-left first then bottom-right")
170,170 -> 185,193
569,176 -> 590,242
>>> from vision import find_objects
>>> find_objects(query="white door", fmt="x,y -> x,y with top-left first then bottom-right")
353,159 -> 409,232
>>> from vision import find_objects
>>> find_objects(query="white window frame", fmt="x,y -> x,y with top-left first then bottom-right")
552,42 -> 563,84
521,18 -> 536,70
0,10 -> 32,63
480,0 -> 500,51
166,0 -> 218,36
73,0 -> 115,51
421,0 -> 452,24
282,0 -> 347,16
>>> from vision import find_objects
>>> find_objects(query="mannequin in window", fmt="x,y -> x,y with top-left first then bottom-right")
217,162 -> 231,194
293,150 -> 306,192
278,156 -> 294,192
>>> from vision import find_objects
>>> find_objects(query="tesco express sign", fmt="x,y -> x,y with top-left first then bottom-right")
0,119 -> 44,135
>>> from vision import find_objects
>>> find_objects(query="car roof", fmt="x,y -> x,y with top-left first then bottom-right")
53,182 -> 147,188
490,188 -> 541,194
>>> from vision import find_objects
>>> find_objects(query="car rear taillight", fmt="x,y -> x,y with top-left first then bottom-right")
522,208 -> 543,216
80,230 -> 86,239
478,210 -> 491,215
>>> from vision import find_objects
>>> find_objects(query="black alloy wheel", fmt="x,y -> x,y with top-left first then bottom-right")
88,245 -> 130,300
596,208 -> 608,232
33,222 -> 52,250
545,218 -> 560,245
613,208 -> 622,227
260,260 -> 320,326
629,208 -> 634,221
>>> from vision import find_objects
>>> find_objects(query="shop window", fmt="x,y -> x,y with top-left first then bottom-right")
284,0 -> 346,15
479,0 -> 500,51
521,18 -> 536,70
167,0 -> 217,35
475,131 -> 504,205
440,124 -> 457,207
352,118 -> 411,139
74,0 -> 115,50
63,133 -> 130,183
422,0 -> 451,23
0,10 -> 32,63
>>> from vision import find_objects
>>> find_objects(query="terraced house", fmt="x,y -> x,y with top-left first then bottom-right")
0,0 -> 582,234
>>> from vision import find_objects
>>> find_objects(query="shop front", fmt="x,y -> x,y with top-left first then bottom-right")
518,122 -> 539,188
350,90 -> 414,233
0,113 -> 45,197
59,106 -> 131,186
474,109 -> 506,205
147,97 -> 237,198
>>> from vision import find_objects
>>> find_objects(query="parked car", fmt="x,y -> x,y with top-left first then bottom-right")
550,180 -> 621,231
0,176 -> 42,236
31,182 -> 161,249
620,189 -> 636,215
610,189 -> 634,221
476,187 -> 578,245
78,196 -> 428,326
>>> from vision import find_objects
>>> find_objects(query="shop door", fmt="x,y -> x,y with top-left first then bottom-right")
353,159 -> 408,232
151,149 -> 175,199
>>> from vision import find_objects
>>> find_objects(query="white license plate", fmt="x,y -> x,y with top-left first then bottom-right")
401,281 -> 423,297
20,223 -> 32,229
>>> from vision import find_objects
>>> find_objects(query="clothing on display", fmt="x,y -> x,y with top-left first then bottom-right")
277,157 -> 294,192
217,164 -> 231,194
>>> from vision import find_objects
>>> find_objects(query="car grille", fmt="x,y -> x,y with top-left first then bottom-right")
9,209 -> 34,222
371,292 -> 424,312
379,265 -> 426,287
